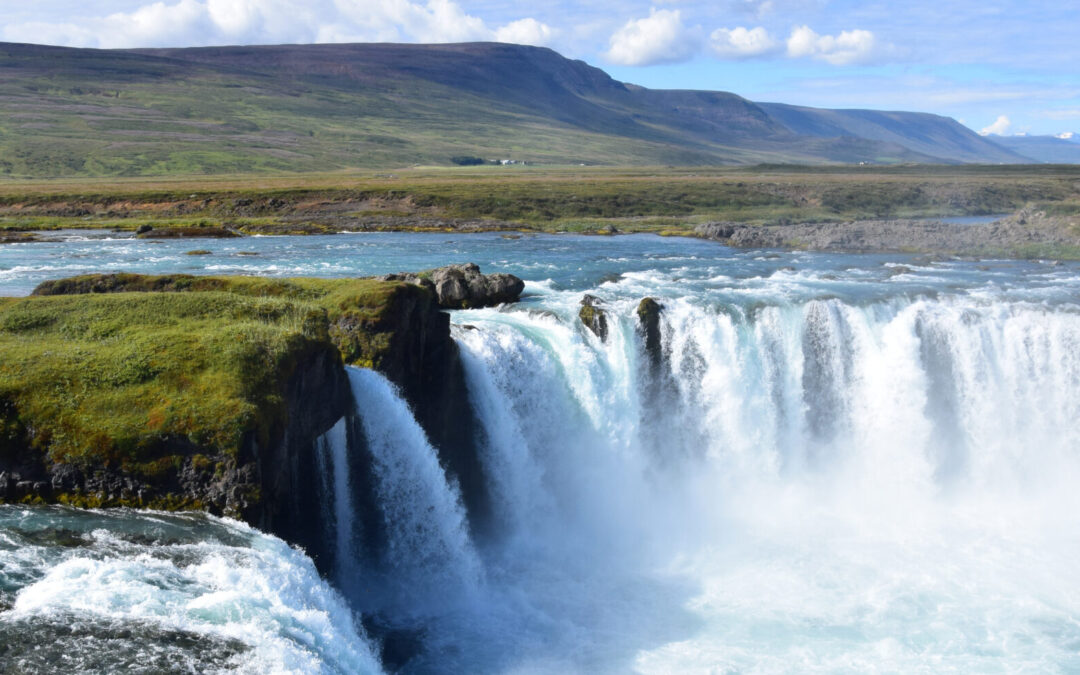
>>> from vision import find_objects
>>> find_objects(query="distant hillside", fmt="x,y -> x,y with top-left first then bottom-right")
991,135 -> 1080,164
758,103 -> 1027,164
0,41 -> 1045,177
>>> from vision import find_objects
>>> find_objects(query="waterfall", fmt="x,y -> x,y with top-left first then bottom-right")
316,417 -> 356,589
318,287 -> 1080,673
344,367 -> 481,617
436,292 -> 1080,672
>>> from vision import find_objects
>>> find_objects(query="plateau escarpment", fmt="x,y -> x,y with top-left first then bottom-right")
0,266 -> 522,561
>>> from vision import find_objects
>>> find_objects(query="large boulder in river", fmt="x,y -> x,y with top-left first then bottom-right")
578,294 -> 608,341
380,263 -> 524,309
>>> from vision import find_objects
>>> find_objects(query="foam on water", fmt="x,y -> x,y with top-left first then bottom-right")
0,507 -> 384,675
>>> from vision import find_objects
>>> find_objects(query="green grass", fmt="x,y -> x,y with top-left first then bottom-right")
0,275 -> 404,470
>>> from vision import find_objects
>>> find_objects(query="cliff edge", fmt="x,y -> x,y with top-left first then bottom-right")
0,266 -> 522,556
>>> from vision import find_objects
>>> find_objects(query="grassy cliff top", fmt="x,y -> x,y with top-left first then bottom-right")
0,274 -> 404,468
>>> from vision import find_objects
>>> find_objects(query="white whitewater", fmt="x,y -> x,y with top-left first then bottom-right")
8,232 -> 1080,672
0,509 -> 385,675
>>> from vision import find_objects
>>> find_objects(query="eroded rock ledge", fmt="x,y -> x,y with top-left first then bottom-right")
694,209 -> 1080,258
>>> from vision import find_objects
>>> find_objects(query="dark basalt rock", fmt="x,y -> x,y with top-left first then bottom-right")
578,294 -> 608,341
0,232 -> 41,244
379,263 -> 524,309
637,297 -> 664,372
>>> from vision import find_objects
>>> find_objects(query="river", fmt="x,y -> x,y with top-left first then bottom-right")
2,232 -> 1079,673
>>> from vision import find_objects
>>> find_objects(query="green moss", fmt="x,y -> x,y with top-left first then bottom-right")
0,274 -> 407,468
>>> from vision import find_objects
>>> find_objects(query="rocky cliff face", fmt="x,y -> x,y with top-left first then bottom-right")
0,339 -> 350,558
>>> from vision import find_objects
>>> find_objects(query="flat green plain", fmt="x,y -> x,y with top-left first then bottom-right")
2,165 -> 1079,236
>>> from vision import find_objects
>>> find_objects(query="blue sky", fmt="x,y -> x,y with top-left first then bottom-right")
3,0 -> 1078,136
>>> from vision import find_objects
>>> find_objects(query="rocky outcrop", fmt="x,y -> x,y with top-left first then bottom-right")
0,232 -> 40,244
136,226 -> 239,239
578,294 -> 608,341
4,268 -> 516,551
637,297 -> 664,372
379,263 -> 524,309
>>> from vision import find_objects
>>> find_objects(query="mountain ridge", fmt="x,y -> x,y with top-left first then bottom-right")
0,40 -> 1047,176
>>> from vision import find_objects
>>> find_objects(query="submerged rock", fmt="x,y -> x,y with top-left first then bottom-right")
0,232 -> 41,244
137,226 -> 238,239
379,263 -> 524,309
578,294 -> 608,341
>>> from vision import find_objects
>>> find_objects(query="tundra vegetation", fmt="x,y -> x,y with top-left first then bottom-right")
2,165 -> 1078,241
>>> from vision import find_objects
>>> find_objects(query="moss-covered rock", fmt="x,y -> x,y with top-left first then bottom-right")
0,273 -> 426,521
579,294 -> 608,341
1,270 -> 503,550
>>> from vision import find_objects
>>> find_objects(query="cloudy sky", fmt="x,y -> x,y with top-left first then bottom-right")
3,0 -> 1077,136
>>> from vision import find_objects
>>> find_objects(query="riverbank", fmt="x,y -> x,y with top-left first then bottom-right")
695,208 -> 1080,258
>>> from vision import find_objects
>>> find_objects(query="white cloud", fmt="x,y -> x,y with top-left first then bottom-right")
786,25 -> 878,65
709,26 -> 779,59
0,0 -> 544,49
1058,131 -> 1075,139
604,9 -> 701,66
979,115 -> 1011,136
4,0 -> 211,48
495,18 -> 555,47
